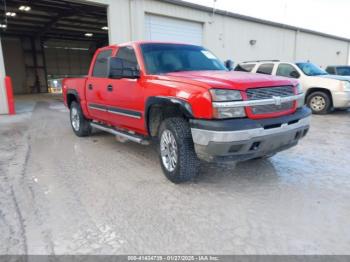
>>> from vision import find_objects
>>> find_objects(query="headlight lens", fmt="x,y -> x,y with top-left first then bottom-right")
213,107 -> 246,119
295,83 -> 305,108
210,89 -> 242,102
296,83 -> 303,94
342,81 -> 350,91
210,89 -> 246,118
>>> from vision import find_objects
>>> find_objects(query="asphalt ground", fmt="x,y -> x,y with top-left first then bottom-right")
0,94 -> 349,254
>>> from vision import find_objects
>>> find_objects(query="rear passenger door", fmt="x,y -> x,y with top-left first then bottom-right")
86,48 -> 115,121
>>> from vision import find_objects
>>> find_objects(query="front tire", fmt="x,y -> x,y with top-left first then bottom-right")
306,91 -> 331,114
158,117 -> 199,183
70,101 -> 92,137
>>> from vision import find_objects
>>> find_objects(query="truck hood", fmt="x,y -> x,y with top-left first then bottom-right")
164,70 -> 297,91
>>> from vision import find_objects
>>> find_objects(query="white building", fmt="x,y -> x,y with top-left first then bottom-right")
1,0 -> 349,114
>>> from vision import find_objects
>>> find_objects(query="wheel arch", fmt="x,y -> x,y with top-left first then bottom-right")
305,87 -> 333,106
66,89 -> 80,108
145,96 -> 193,137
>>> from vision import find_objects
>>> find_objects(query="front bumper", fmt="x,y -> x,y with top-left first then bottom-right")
190,106 -> 311,162
332,91 -> 350,108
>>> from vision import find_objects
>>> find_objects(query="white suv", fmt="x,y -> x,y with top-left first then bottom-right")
235,61 -> 350,114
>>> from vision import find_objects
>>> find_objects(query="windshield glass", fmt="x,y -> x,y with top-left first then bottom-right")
337,67 -> 350,76
296,62 -> 328,76
140,43 -> 226,74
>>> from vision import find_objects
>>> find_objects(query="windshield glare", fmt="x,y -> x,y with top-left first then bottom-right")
140,43 -> 227,74
296,62 -> 328,76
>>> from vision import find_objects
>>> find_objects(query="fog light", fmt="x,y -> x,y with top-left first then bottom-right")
249,142 -> 261,151
213,107 -> 246,119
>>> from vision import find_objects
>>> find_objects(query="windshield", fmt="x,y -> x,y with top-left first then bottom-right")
337,66 -> 350,76
296,62 -> 328,76
140,43 -> 226,74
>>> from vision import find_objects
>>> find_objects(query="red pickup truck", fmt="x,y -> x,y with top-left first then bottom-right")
63,41 -> 311,183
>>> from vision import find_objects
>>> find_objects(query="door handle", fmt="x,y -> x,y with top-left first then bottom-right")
88,84 -> 93,90
107,85 -> 113,92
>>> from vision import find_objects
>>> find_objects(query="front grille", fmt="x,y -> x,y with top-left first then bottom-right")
251,102 -> 294,114
246,86 -> 295,114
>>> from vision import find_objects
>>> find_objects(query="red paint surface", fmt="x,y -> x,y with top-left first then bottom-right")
63,41 -> 299,135
5,76 -> 15,115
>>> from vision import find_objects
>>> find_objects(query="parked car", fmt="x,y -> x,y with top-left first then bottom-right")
48,78 -> 63,94
63,42 -> 310,183
326,65 -> 350,76
235,61 -> 350,114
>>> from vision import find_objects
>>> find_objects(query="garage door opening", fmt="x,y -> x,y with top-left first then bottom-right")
0,0 -> 108,95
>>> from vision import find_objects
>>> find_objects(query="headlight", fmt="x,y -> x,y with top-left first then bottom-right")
295,83 -> 305,108
296,83 -> 303,94
210,89 -> 246,118
342,81 -> 350,91
210,89 -> 242,102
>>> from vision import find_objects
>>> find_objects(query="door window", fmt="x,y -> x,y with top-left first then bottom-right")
256,63 -> 274,75
115,46 -> 139,69
92,49 -> 113,77
276,64 -> 300,78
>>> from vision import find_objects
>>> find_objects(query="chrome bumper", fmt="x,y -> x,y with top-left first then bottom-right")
191,116 -> 310,146
190,113 -> 311,162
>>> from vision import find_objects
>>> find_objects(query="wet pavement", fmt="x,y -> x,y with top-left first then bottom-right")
0,94 -> 349,255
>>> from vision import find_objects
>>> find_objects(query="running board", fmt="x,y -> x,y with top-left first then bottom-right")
91,122 -> 150,145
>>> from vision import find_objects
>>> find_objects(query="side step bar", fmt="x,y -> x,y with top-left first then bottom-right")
91,122 -> 150,145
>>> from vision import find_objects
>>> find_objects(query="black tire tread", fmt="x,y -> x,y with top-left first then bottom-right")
158,117 -> 199,183
306,91 -> 331,114
70,101 -> 92,137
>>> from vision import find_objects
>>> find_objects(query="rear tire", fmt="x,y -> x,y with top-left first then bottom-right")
306,91 -> 331,114
158,117 -> 199,183
70,101 -> 92,137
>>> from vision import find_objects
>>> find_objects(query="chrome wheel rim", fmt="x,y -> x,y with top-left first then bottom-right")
310,96 -> 326,111
71,107 -> 80,131
160,130 -> 178,172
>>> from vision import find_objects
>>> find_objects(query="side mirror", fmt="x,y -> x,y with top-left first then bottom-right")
290,71 -> 300,79
225,59 -> 234,71
108,57 -> 140,79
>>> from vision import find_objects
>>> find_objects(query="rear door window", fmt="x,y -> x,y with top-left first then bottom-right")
92,49 -> 113,77
256,63 -> 274,75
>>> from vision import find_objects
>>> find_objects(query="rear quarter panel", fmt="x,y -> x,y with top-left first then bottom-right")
62,77 -> 91,118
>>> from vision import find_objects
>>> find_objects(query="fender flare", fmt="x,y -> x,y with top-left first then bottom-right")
145,96 -> 193,134
66,89 -> 80,107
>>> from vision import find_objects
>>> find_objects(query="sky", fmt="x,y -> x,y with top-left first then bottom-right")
184,0 -> 350,39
